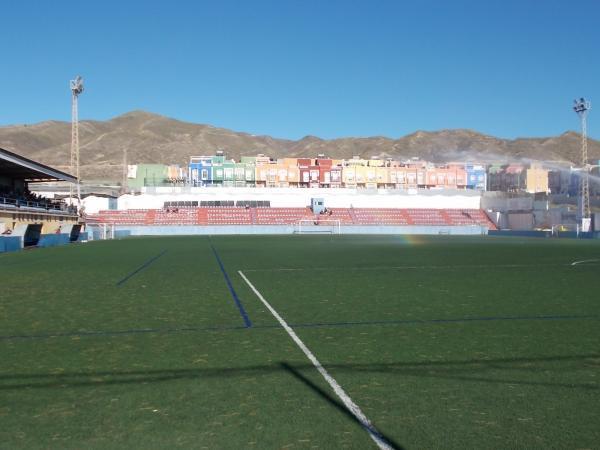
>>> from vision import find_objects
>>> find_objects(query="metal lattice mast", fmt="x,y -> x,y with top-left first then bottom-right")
70,76 -> 84,203
573,98 -> 591,219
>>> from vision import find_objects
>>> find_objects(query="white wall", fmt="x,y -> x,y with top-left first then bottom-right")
81,196 -> 111,214
116,187 -> 482,210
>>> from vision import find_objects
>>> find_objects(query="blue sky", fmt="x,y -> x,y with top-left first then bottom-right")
1,0 -> 598,140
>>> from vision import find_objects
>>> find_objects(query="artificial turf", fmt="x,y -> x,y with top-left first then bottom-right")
0,235 -> 599,449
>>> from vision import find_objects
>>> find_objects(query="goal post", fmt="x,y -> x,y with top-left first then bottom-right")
85,223 -> 115,241
294,219 -> 341,234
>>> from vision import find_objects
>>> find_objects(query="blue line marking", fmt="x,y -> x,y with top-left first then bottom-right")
209,241 -> 252,328
1,314 -> 595,342
0,324 -> 249,341
116,249 -> 168,286
287,314 -> 598,329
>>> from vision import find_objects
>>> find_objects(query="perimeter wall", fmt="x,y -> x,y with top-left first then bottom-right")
96,224 -> 488,237
82,187 -> 483,213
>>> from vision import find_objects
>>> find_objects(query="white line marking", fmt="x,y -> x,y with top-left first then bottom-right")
238,270 -> 393,450
571,259 -> 600,266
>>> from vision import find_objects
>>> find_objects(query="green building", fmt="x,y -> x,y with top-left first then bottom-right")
127,164 -> 168,189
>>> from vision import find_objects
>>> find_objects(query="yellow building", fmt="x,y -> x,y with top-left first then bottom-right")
525,166 -> 549,193
256,161 -> 300,187
342,166 -> 357,186
375,167 -> 390,186
367,159 -> 385,167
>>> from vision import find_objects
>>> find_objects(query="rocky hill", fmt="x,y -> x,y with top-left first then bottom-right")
1,111 -> 598,182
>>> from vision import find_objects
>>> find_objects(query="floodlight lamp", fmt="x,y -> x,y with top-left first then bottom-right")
70,75 -> 84,95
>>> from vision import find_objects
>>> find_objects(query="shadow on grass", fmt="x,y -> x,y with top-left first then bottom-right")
280,361 -> 404,450
0,353 -> 598,391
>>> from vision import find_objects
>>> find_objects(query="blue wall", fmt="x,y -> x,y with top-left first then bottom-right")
111,224 -> 488,236
0,236 -> 21,252
488,230 -> 598,239
488,230 -> 551,238
37,234 -> 71,248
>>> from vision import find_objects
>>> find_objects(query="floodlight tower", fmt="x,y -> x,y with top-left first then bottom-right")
70,75 -> 84,203
122,148 -> 128,195
573,97 -> 591,224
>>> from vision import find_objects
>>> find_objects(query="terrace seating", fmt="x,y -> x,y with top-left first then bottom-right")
350,208 -> 410,225
444,209 -> 497,229
322,208 -> 355,225
154,208 -> 198,225
254,207 -> 312,225
88,210 -> 149,225
405,209 -> 449,226
89,207 -> 496,229
206,207 -> 252,225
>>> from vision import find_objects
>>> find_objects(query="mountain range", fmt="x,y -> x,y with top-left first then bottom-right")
1,111 -> 599,182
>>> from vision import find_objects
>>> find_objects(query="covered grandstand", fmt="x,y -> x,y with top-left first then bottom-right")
0,147 -> 81,251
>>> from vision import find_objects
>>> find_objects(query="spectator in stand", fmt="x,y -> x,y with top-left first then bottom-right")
1,185 -> 65,211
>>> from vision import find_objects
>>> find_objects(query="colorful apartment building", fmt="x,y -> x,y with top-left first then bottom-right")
188,156 -> 213,185
125,152 -> 522,191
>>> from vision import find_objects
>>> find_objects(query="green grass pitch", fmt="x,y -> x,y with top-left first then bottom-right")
1,235 -> 599,449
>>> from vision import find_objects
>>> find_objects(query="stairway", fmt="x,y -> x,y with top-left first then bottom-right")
196,208 -> 208,225
348,207 -> 359,224
144,210 -> 156,225
440,210 -> 452,225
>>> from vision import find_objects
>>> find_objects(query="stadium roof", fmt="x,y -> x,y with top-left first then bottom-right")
0,147 -> 77,183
